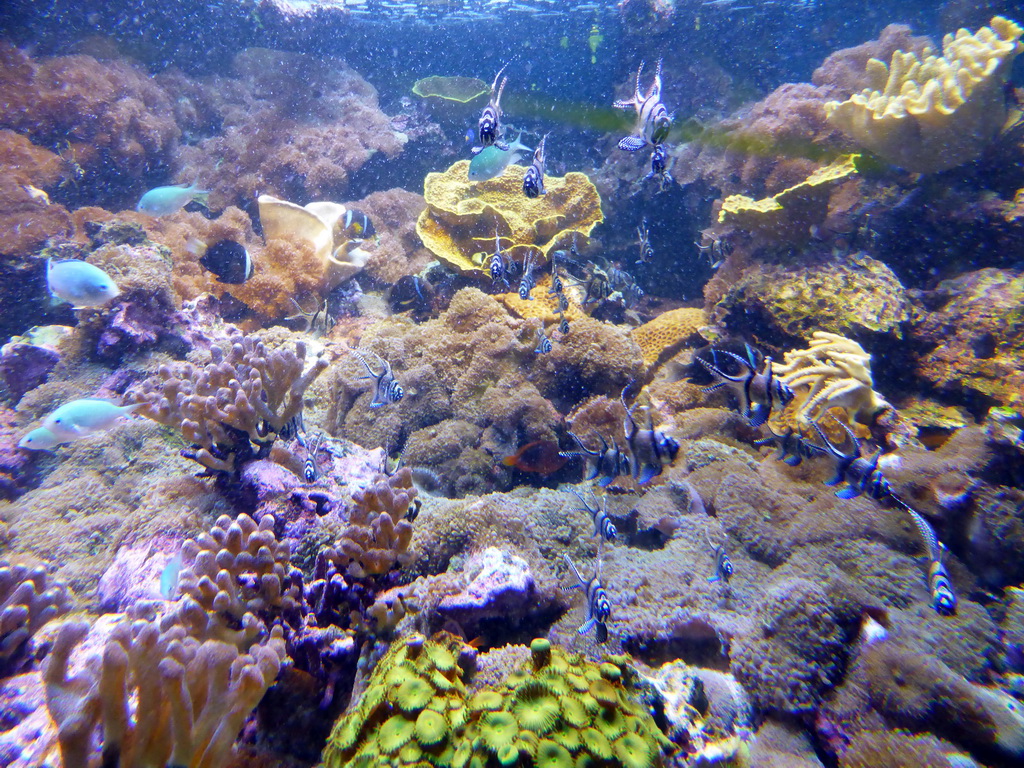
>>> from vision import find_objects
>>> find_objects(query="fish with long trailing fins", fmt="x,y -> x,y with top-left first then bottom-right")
560,431 -> 631,487
567,487 -> 617,542
468,132 -> 531,181
563,553 -> 611,643
534,326 -> 552,354
697,344 -> 794,427
644,143 -> 674,186
754,426 -> 824,466
518,250 -> 538,299
636,218 -> 654,263
892,495 -> 957,616
475,64 -> 509,152
811,416 -> 890,500
352,348 -> 404,408
522,133 -> 548,198
620,383 -> 679,484
613,59 -> 672,152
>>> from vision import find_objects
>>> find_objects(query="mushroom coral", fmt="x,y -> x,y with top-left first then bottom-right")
824,15 -> 1024,173
416,159 -> 603,276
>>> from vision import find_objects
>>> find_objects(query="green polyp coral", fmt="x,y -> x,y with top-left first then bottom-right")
321,634 -> 671,767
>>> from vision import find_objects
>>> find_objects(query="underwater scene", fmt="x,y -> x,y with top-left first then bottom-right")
2,0 -> 1024,766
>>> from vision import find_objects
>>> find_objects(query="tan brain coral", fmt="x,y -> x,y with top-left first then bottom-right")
824,15 -> 1024,172
416,159 -> 603,275
630,307 -> 706,374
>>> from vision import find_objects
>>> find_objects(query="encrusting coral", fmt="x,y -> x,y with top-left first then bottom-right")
42,609 -> 286,768
717,154 -> 860,243
416,159 -> 603,276
321,634 -> 672,768
773,331 -> 890,426
824,16 -> 1024,172
0,559 -> 70,677
629,307 -> 706,377
127,335 -> 328,474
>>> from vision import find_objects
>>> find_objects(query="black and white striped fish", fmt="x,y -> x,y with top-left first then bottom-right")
621,384 -> 679,484
697,344 -> 794,428
754,426 -> 824,467
341,209 -> 375,239
534,327 -> 553,354
301,430 -> 324,483
560,431 -> 631,487
568,488 -> 617,541
522,134 -> 548,198
352,348 -> 404,408
490,229 -> 512,289
811,417 -> 890,500
563,554 -> 611,643
519,251 -> 538,300
557,314 -> 570,335
706,528 -> 734,584
636,218 -> 654,264
476,65 -> 509,151
547,272 -> 564,296
644,144 -> 674,185
893,496 -> 957,616
613,59 -> 672,152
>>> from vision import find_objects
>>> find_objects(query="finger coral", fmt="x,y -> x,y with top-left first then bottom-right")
128,335 -> 328,474
0,559 -> 69,677
416,159 -> 603,276
773,331 -> 890,426
42,613 -> 286,768
824,16 -> 1024,172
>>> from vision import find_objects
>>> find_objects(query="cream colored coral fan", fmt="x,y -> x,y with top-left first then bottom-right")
774,331 -> 889,425
824,15 -> 1024,173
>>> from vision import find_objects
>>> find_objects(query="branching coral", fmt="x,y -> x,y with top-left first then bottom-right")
177,513 -> 301,632
415,159 -> 603,275
0,559 -> 69,676
42,613 -> 286,768
824,16 -> 1024,172
319,468 -> 416,579
773,331 -> 890,425
127,335 -> 328,474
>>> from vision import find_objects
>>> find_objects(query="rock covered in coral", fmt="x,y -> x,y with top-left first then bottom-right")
171,48 -> 406,209
96,534 -> 184,612
437,547 -> 538,626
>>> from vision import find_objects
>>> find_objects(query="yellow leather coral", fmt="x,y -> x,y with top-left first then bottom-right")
416,159 -> 603,275
718,154 -> 859,242
824,16 -> 1024,173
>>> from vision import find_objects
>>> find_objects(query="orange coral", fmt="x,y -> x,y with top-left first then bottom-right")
630,307 -> 706,373
493,274 -> 586,323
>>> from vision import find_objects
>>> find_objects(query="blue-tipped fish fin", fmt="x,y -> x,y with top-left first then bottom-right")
701,382 -> 727,394
637,464 -> 659,485
596,475 -> 614,487
835,485 -> 860,499
783,454 -> 802,467
618,136 -> 646,152
578,618 -> 596,635
824,471 -> 845,487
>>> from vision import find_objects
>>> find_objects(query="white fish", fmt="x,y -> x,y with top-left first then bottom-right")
41,398 -> 140,440
18,426 -> 61,451
136,181 -> 209,216
47,259 -> 120,309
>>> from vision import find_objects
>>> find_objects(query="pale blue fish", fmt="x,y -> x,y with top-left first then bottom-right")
18,426 -> 61,451
136,181 -> 209,216
41,398 -> 140,440
468,133 -> 532,181
47,259 -> 120,309
160,551 -> 184,599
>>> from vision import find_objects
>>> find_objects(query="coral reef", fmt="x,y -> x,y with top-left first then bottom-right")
824,16 -> 1024,173
127,335 -> 328,474
42,612 -> 286,768
171,48 -> 405,208
0,560 -> 69,677
709,252 -> 909,345
322,634 -> 672,768
629,307 -> 706,377
912,268 -> 1024,408
416,159 -> 603,275
717,154 -> 860,244
773,331 -> 890,426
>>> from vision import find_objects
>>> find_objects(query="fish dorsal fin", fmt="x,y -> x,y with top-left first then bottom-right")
563,553 -> 586,587
829,414 -> 860,457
